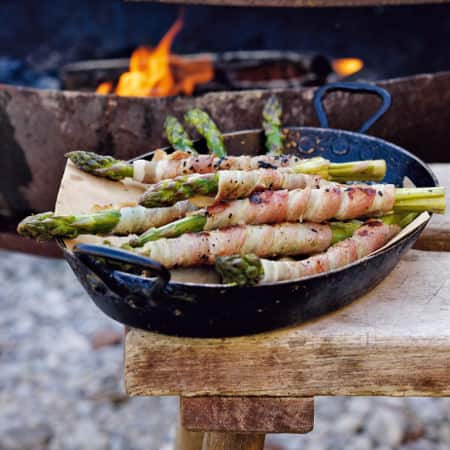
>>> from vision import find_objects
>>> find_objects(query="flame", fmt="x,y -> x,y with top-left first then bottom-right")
96,18 -> 214,97
332,58 -> 364,77
96,81 -> 113,94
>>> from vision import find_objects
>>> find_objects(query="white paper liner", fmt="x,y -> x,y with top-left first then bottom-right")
56,161 -> 219,283
55,161 -> 428,284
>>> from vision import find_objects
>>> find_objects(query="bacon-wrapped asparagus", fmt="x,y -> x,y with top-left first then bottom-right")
131,186 -> 445,247
17,201 -> 197,240
215,215 -> 413,285
128,221 -> 362,269
140,159 -> 389,207
263,96 -> 284,155
140,169 -> 330,207
66,149 -> 386,185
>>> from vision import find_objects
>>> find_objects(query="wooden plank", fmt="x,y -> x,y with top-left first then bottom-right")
124,250 -> 450,397
202,433 -> 265,450
181,397 -> 314,433
414,163 -> 450,251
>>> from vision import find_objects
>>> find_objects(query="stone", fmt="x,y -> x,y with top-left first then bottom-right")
345,435 -> 373,450
0,423 -> 53,450
366,406 -> 405,447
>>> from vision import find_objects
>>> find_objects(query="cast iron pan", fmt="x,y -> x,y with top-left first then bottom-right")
60,82 -> 438,337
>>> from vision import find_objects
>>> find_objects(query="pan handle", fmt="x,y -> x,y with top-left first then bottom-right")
73,243 -> 171,292
313,82 -> 392,134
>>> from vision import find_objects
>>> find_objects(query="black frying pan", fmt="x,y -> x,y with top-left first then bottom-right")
60,83 -> 438,337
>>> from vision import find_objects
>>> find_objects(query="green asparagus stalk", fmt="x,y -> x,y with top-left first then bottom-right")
394,187 -> 446,213
164,115 -> 197,154
65,151 -> 133,181
215,213 -> 418,286
17,210 -> 121,241
140,159 -> 387,207
132,185 -> 444,247
262,96 -> 284,155
328,159 -> 386,182
127,214 -> 207,248
184,108 -> 226,158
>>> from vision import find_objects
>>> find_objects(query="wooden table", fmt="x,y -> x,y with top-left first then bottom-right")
124,164 -> 450,450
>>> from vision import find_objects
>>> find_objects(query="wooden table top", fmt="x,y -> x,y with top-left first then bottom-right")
124,164 -> 450,398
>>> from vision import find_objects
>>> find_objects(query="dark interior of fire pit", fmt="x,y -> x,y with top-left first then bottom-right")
2,1 -> 450,89
61,51 -> 335,93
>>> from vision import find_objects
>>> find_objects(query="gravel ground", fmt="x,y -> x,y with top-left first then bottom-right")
0,250 -> 449,450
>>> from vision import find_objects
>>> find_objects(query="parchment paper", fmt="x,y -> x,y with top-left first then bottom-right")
55,161 -> 220,283
55,161 -> 429,284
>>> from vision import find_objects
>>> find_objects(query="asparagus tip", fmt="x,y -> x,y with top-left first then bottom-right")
215,254 -> 264,286
65,151 -> 117,170
17,212 -> 59,240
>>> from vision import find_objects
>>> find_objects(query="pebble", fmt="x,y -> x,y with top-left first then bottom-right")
0,423 -> 53,450
1,250 -> 450,450
367,406 -> 406,447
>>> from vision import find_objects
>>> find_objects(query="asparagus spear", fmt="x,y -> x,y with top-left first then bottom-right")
164,115 -> 197,154
125,220 -> 363,268
17,202 -> 197,241
66,149 -> 386,184
215,213 -> 417,286
184,108 -> 226,158
140,158 -> 387,207
262,95 -> 284,155
131,187 -> 445,247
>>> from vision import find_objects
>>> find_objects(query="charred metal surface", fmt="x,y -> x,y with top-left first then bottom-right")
1,72 -> 449,255
0,233 -> 61,258
0,90 -> 32,218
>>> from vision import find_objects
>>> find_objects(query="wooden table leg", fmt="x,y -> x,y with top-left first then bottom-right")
174,401 -> 204,450
202,432 -> 265,450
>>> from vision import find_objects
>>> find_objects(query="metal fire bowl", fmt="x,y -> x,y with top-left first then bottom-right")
60,83 -> 438,338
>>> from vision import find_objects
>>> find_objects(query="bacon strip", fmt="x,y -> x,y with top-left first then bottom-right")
203,185 -> 396,230
112,201 -> 197,234
260,220 -> 400,283
216,169 -> 328,201
132,154 -> 304,183
137,222 -> 332,269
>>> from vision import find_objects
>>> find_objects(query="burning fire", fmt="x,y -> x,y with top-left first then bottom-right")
332,58 -> 364,77
97,18 -> 214,97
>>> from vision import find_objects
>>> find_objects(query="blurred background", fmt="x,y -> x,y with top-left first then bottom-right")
1,1 -> 449,449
